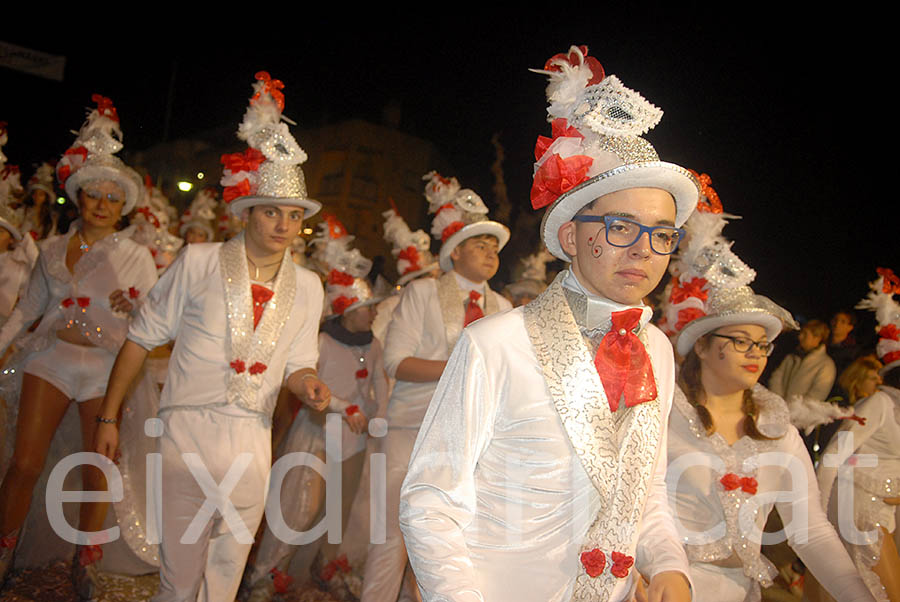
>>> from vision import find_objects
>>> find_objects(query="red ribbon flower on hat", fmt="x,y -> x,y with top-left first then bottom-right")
91,94 -> 119,122
398,245 -> 422,274
531,153 -> 594,210
720,472 -> 758,495
270,567 -> 293,594
544,45 -> 605,85
441,221 -> 464,242
688,169 -> 723,214
223,178 -> 251,203
878,267 -> 900,294
324,213 -> 348,239
879,324 -> 900,342
534,118 -> 584,162
252,71 -> 286,112
594,308 -> 657,412
675,308 -> 706,332
221,148 -> 266,174
332,295 -> 358,316
328,269 -> 355,286
670,277 -> 709,305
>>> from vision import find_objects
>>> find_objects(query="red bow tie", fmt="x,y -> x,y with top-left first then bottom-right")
593,308 -> 657,412
720,473 -> 758,495
464,290 -> 484,326
251,284 -> 274,329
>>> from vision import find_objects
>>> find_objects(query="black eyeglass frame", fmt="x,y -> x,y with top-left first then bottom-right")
710,333 -> 775,356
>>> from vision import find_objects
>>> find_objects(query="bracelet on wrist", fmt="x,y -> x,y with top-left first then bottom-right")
300,372 -> 318,381
95,415 -> 117,425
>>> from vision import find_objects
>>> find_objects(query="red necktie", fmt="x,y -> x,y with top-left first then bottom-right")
251,284 -> 274,330
593,308 -> 657,412
464,290 -> 485,326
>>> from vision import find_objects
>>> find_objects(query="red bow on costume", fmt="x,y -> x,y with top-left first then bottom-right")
878,268 -> 900,295
580,548 -> 633,579
270,567 -> 293,594
594,308 -> 657,412
530,153 -> 593,210
230,359 -> 246,374
249,362 -> 267,375
78,544 -> 103,567
320,554 -> 351,582
464,290 -> 484,326
720,473 -> 758,495
128,287 -> 140,299
670,277 -> 709,304
62,297 -> 90,309
346,405 -> 360,416
398,245 -> 422,273
251,284 -> 274,329
355,368 -> 368,379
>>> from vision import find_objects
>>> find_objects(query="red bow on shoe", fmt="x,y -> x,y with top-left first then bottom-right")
464,290 -> 484,326
594,308 -> 657,412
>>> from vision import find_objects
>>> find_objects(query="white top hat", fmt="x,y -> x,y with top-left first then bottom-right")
529,46 -> 700,261
655,170 -> 797,356
179,187 -> 218,241
56,95 -> 143,214
856,268 -> 900,375
422,171 -> 510,272
313,213 -> 381,316
222,72 -> 321,219
26,162 -> 55,199
505,247 -> 554,299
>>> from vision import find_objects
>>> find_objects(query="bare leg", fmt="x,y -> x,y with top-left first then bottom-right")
0,373 -> 71,534
76,397 -> 111,535
873,527 -> 900,602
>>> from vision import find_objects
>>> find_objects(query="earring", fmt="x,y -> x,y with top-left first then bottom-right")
719,352 -> 726,360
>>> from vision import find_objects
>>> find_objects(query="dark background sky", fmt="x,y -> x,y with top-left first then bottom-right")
1,13 -> 893,341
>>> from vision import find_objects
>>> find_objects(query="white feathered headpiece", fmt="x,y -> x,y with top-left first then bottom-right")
312,213 -> 379,316
382,204 -> 437,284
856,268 -> 900,374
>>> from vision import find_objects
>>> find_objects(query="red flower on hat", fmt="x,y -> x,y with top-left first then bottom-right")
398,245 -> 422,274
877,267 -> 900,294
332,295 -> 358,315
221,148 -> 266,174
688,169 -> 723,214
544,45 -> 605,86
441,221 -> 465,242
670,277 -> 709,304
230,359 -> 246,374
324,213 -> 348,239
328,269 -> 355,286
249,362 -> 267,375
609,552 -> 634,578
534,118 -> 584,162
674,307 -> 706,332
223,178 -> 252,203
253,71 -> 286,112
879,324 -> 900,342
91,94 -> 119,122
530,153 -> 594,210
580,548 -> 605,578
270,567 -> 293,594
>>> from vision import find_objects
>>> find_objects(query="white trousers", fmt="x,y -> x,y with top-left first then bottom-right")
152,408 -> 271,602
361,428 -> 419,602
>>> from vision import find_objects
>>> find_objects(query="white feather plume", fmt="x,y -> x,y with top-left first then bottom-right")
787,395 -> 856,436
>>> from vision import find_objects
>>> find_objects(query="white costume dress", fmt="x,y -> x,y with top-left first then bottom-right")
0,226 -> 157,569
399,271 -> 688,602
0,236 -> 38,326
817,385 -> 900,601
361,271 -> 510,602
666,384 -> 874,601
248,327 -> 389,588
127,235 -> 323,602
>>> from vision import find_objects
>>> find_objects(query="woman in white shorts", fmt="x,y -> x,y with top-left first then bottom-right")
0,96 -> 157,597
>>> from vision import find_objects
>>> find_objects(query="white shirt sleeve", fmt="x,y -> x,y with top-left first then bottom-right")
128,245 -> 193,350
399,329 -> 495,601
383,280 -> 430,378
777,427 -> 876,601
284,269 -> 323,378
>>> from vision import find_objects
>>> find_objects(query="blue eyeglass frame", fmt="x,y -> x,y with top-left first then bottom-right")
570,214 -> 686,255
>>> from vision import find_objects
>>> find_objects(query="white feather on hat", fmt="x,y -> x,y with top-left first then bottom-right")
312,214 -> 380,316
382,206 -> 437,285
856,268 -> 900,375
